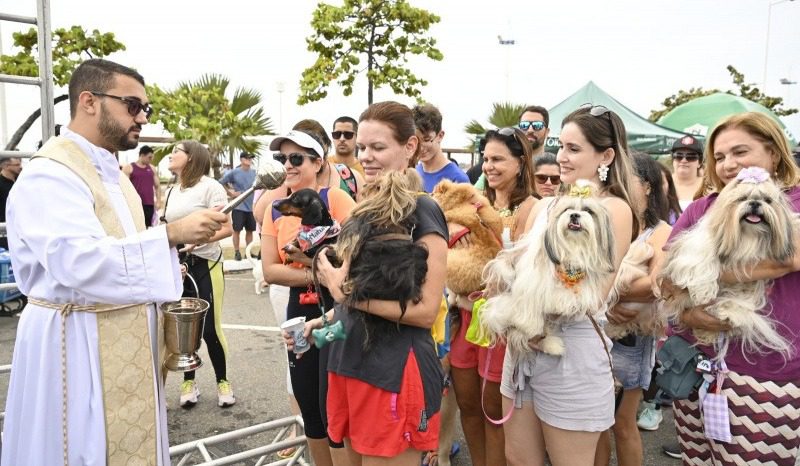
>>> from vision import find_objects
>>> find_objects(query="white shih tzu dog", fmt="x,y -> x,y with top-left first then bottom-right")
482,181 -> 616,356
660,166 -> 796,360
605,240 -> 662,339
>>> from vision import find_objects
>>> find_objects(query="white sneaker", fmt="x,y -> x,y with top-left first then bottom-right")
217,379 -> 236,407
180,380 -> 199,408
637,401 -> 663,431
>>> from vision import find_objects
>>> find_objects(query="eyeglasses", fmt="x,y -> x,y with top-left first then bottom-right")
173,146 -> 188,155
519,120 -> 546,132
331,131 -> 355,140
673,153 -> 700,162
273,152 -> 317,166
579,103 -> 618,151
91,92 -> 153,119
534,174 -> 561,185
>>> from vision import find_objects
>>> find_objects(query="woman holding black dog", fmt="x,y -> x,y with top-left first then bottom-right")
161,140 -> 234,408
288,101 -> 448,466
262,130 -> 355,466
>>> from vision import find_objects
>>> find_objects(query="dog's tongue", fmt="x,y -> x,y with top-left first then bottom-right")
745,214 -> 762,223
568,222 -> 581,231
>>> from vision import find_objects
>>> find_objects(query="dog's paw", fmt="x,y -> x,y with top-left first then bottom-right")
538,335 -> 565,355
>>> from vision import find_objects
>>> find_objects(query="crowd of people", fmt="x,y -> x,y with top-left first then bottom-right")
1,57 -> 799,466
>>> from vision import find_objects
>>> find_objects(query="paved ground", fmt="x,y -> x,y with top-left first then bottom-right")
0,267 -> 686,465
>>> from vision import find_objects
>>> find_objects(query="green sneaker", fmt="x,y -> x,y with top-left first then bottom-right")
217,379 -> 236,407
637,401 -> 663,431
180,380 -> 199,408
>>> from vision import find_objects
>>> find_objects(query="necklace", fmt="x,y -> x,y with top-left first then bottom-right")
495,204 -> 520,218
556,266 -> 586,290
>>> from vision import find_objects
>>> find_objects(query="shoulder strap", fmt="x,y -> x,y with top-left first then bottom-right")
335,163 -> 357,198
587,314 -> 615,375
34,136 -> 145,237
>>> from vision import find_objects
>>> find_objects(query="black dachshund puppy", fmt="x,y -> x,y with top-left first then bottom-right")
273,188 -> 339,261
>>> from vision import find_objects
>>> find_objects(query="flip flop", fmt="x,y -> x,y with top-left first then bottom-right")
277,447 -> 297,459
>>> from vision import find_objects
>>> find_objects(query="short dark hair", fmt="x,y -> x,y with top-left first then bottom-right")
533,152 -> 558,171
139,145 -> 154,156
519,105 -> 550,128
333,116 -> 358,132
412,104 -> 443,134
68,59 -> 145,118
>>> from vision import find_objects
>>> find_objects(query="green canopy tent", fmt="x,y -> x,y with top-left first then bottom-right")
657,92 -> 797,146
544,81 -> 688,154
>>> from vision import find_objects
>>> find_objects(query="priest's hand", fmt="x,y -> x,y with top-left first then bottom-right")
166,208 -> 228,247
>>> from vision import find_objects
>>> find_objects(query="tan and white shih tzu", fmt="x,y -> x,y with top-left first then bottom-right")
481,181 -> 616,356
605,240 -> 663,339
660,166 -> 796,360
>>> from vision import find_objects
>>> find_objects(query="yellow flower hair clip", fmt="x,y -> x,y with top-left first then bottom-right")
568,180 -> 595,199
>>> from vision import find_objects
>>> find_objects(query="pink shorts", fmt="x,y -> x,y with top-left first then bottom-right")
449,308 -> 505,383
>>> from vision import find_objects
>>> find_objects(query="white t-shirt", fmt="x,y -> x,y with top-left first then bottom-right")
163,176 -> 228,261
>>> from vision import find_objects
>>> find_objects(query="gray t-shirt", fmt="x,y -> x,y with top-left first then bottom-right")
163,176 -> 227,261
219,166 -> 256,212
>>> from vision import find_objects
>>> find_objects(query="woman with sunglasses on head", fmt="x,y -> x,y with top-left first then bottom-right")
595,152 -> 672,466
657,112 -> 800,466
161,141 -> 235,408
532,153 -> 561,198
446,127 -> 536,466
262,130 -> 356,466
495,104 -> 638,466
290,101 -> 448,466
670,135 -> 705,210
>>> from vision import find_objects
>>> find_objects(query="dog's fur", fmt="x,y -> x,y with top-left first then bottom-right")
273,188 -> 337,260
660,170 -> 796,360
245,240 -> 268,295
482,184 -> 616,355
605,239 -> 661,339
431,180 -> 503,296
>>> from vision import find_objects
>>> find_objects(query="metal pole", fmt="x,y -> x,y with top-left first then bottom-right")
36,0 -> 55,144
763,0 -> 794,91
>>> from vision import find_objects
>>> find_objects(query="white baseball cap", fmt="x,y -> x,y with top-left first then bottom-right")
269,130 -> 325,158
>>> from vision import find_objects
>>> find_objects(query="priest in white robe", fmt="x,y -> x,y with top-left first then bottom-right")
1,59 -> 228,466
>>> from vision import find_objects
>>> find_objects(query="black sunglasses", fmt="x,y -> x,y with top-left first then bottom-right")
331,131 -> 355,140
579,103 -> 618,151
491,127 -> 527,156
273,152 -> 317,166
91,92 -> 153,119
519,120 -> 546,132
673,153 -> 700,162
534,174 -> 561,184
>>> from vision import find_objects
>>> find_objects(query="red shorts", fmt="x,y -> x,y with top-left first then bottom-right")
327,350 -> 440,457
449,308 -> 505,383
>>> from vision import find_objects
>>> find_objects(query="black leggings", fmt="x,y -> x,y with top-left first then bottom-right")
183,255 -> 228,382
287,286 -> 342,446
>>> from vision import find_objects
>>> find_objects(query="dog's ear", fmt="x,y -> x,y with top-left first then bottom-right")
543,223 -> 561,265
301,200 -> 325,225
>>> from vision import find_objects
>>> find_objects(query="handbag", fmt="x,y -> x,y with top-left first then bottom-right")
655,335 -> 706,400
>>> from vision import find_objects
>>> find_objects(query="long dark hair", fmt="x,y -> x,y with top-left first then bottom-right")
482,127 -> 535,209
657,163 -> 683,224
632,153 -> 669,228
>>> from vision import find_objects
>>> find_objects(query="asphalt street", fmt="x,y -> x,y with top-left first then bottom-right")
0,268 -> 686,465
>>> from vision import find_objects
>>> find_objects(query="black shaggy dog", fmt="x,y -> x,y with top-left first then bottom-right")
330,170 -> 429,350
273,188 -> 338,261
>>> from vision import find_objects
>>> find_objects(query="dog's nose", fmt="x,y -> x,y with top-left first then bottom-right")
570,212 -> 580,222
749,200 -> 761,210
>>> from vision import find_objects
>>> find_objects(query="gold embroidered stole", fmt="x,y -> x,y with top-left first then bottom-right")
35,136 -> 159,464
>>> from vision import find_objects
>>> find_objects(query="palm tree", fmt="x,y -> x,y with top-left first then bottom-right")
463,102 -> 525,148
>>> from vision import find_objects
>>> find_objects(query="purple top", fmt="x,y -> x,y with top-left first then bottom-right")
667,187 -> 800,382
130,162 -> 155,205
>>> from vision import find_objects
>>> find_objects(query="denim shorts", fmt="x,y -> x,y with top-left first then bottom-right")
610,335 -> 656,390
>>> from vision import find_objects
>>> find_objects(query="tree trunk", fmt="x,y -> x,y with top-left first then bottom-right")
5,94 -> 69,150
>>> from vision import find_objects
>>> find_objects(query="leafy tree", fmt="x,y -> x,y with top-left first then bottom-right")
649,65 -> 798,121
0,26 -> 126,149
298,0 -> 443,105
464,102 -> 526,147
147,74 -> 274,172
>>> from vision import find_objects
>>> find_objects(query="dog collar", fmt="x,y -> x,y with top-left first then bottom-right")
556,266 -> 586,290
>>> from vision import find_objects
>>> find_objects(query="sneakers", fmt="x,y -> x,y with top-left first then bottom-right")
234,250 -> 242,261
180,380 -> 199,408
217,379 -> 236,407
637,401 -> 663,431
662,442 -> 682,459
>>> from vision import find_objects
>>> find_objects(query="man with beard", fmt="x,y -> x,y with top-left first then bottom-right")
0,58 -> 228,466
518,104 -> 551,156
328,115 -> 364,175
0,156 -> 22,250
413,103 -> 469,193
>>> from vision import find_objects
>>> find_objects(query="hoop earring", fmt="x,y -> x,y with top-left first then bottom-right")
598,164 -> 609,182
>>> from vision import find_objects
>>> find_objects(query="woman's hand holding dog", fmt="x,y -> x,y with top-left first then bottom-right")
679,306 -> 733,333
316,247 -> 350,302
607,304 -> 639,324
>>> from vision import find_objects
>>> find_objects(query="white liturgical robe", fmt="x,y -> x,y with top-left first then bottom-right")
1,127 -> 183,465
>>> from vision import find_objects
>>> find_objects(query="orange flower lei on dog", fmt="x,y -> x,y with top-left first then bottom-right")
556,266 -> 586,290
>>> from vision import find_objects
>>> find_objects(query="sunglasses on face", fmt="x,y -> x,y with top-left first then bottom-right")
91,92 -> 153,119
673,152 -> 700,162
579,103 -> 619,151
519,120 -> 546,132
273,152 -> 317,167
534,174 -> 561,184
331,131 -> 355,140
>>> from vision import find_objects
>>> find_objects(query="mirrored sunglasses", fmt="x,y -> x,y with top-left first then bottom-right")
519,120 -> 546,132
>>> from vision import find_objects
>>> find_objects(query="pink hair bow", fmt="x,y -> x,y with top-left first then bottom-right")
736,166 -> 770,184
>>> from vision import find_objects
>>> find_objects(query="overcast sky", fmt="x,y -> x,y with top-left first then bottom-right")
2,0 -> 799,165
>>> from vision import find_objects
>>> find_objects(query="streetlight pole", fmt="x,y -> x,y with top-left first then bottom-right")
498,35 -> 515,101
276,81 -> 285,134
763,0 -> 794,92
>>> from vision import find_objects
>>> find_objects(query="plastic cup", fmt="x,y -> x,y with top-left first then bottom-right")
281,316 -> 311,354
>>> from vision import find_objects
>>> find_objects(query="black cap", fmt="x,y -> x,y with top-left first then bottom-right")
139,145 -> 154,155
240,152 -> 254,159
671,135 -> 704,159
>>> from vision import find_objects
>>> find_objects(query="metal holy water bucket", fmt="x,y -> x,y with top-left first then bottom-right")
161,273 -> 209,372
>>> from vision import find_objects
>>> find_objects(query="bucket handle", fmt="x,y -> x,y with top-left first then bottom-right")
184,271 -> 201,299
